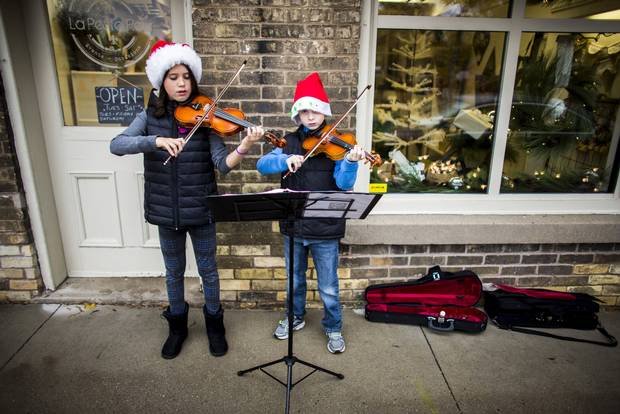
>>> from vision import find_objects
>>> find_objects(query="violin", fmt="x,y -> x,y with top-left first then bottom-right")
302,125 -> 382,167
175,95 -> 286,148
282,85 -> 379,178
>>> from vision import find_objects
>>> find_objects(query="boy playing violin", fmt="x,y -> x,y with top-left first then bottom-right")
110,40 -> 264,360
256,72 -> 364,353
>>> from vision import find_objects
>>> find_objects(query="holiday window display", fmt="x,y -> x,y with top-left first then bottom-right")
501,32 -> 619,193
371,29 -> 505,193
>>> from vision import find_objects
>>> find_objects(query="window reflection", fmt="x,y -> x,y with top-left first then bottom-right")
372,29 -> 506,193
378,0 -> 511,17
501,32 -> 620,193
525,0 -> 620,19
46,0 -> 172,126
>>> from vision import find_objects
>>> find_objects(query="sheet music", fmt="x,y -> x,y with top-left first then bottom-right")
207,191 -> 381,222
303,192 -> 377,219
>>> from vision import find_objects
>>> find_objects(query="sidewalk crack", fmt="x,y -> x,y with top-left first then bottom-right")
0,304 -> 61,373
421,327 -> 463,413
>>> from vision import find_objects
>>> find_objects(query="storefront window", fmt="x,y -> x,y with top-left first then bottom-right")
525,0 -> 620,19
501,32 -> 620,193
371,29 -> 506,193
378,0 -> 512,17
46,0 -> 172,126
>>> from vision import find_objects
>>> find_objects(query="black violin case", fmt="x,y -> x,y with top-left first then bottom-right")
484,284 -> 617,346
364,265 -> 487,332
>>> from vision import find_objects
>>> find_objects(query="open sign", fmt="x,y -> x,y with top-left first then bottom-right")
95,87 -> 144,125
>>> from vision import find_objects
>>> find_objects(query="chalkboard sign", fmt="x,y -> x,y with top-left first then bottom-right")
95,87 -> 144,126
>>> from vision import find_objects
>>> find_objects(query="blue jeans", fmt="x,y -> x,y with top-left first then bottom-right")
284,236 -> 342,333
158,224 -> 221,315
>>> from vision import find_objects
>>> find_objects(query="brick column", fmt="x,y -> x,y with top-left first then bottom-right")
0,74 -> 43,301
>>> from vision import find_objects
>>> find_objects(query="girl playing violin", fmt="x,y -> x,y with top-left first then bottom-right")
256,72 -> 364,354
110,40 -> 264,360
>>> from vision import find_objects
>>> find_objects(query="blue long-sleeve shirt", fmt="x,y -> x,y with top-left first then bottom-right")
109,110 -> 232,174
256,147 -> 359,190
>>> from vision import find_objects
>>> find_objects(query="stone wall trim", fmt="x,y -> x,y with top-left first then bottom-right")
344,214 -> 620,245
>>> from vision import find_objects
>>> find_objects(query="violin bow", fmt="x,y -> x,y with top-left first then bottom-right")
283,84 -> 372,179
163,60 -> 247,165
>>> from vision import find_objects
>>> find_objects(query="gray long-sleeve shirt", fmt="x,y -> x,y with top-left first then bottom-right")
109,110 -> 232,174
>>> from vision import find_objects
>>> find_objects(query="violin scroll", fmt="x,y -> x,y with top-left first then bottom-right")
364,151 -> 383,168
263,130 -> 287,148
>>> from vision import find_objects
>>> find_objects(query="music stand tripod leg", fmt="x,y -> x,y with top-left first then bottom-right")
237,215 -> 344,414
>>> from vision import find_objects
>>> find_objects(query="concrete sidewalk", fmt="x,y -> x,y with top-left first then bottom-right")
0,303 -> 618,413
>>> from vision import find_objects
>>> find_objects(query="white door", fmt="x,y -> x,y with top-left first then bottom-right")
27,0 -> 198,277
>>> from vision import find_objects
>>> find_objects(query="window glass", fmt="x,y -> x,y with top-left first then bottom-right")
371,29 -> 506,193
378,0 -> 511,17
46,0 -> 172,126
525,0 -> 620,19
501,32 -> 620,193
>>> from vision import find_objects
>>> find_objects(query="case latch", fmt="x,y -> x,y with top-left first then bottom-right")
427,310 -> 455,331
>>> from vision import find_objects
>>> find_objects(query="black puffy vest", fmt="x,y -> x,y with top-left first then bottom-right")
143,92 -> 218,228
279,126 -> 346,239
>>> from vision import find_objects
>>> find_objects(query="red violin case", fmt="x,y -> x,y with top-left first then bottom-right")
364,266 -> 487,332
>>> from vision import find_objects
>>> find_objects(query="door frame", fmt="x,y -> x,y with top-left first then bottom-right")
0,0 -> 192,289
0,1 -> 66,290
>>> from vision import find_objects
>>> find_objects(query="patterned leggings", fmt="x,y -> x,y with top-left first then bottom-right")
158,224 -> 221,315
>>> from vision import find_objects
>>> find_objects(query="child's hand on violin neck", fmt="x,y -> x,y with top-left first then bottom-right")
245,126 -> 264,142
345,145 -> 364,162
238,126 -> 265,152
156,137 -> 185,157
286,155 -> 304,173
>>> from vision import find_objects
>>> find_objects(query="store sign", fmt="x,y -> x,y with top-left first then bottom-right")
64,0 -> 158,69
95,87 -> 144,125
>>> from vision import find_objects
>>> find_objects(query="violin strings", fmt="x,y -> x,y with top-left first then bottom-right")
190,104 -> 281,143
213,108 -> 254,128
327,135 -> 353,150
327,135 -> 377,163
196,101 -> 254,128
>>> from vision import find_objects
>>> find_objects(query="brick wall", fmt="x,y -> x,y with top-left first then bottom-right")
340,243 -> 620,307
214,213 -> 620,308
0,75 -> 43,301
194,0 -> 366,308
192,0 -> 361,193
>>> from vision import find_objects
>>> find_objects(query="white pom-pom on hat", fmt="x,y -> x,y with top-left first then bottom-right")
145,40 -> 202,90
290,72 -> 332,125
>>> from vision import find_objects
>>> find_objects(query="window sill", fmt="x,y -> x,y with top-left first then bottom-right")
343,214 -> 620,245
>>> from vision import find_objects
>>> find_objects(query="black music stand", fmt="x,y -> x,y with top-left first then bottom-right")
206,190 -> 382,414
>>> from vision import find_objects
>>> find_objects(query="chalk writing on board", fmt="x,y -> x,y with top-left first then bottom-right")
96,87 -> 144,126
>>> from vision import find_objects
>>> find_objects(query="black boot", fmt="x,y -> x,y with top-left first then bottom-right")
161,303 -> 189,359
203,305 -> 228,357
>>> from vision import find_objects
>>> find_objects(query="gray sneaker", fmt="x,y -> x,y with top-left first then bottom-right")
326,332 -> 346,354
273,316 -> 305,340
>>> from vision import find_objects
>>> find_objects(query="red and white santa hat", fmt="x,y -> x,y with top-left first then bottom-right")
290,72 -> 332,125
145,40 -> 202,90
